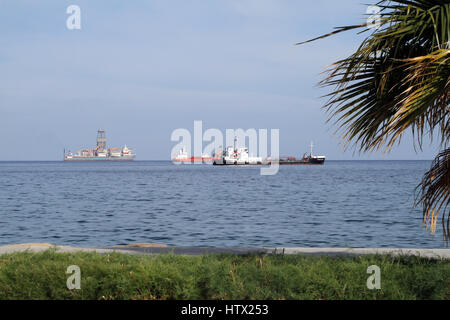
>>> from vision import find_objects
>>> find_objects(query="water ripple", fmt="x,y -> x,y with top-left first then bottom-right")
0,160 -> 444,248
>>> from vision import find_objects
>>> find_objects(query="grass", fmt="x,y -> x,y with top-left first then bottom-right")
0,249 -> 449,300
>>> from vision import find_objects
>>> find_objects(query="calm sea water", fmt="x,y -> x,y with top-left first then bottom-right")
0,160 -> 445,248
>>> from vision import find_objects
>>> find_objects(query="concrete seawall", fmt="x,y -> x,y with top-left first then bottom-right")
0,243 -> 449,259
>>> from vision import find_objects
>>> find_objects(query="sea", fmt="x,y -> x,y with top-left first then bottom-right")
0,160 -> 446,248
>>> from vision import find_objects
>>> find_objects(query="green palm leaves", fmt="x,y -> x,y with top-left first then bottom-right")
298,0 -> 449,241
416,149 -> 449,240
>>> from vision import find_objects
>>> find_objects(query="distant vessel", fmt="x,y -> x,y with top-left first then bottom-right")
64,130 -> 136,161
273,142 -> 325,165
173,140 -> 325,166
213,137 -> 263,165
172,147 -> 216,163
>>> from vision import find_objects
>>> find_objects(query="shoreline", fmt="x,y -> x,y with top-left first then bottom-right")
1,243 -> 449,259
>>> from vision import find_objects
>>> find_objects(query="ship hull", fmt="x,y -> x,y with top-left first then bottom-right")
64,156 -> 135,161
213,157 -> 324,165
212,161 -> 324,165
172,156 -> 216,163
277,159 -> 325,165
212,160 -> 263,165
278,161 -> 324,165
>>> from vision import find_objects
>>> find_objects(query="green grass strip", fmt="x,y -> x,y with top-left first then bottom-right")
0,250 -> 449,300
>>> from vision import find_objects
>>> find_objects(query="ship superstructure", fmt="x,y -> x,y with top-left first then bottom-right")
213,137 -> 263,165
64,130 -> 136,161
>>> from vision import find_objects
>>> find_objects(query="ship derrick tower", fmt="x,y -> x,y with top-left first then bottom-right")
96,129 -> 107,152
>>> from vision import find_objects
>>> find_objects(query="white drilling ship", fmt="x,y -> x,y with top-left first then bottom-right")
64,130 -> 136,161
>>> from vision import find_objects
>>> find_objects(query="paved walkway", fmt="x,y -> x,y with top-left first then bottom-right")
0,243 -> 449,259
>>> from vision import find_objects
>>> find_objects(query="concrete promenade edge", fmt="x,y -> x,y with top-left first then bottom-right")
0,243 -> 449,259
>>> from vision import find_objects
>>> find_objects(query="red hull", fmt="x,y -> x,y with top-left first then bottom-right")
172,156 -> 217,163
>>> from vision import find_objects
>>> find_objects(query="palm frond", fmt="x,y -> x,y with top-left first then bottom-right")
295,24 -> 366,45
312,1 -> 450,152
416,148 -> 450,242
297,0 -> 450,241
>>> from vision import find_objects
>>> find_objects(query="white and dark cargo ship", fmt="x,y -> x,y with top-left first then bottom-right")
64,130 -> 135,161
213,139 -> 325,166
274,142 -> 325,165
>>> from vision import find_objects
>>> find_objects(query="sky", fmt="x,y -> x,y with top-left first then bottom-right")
0,0 -> 442,160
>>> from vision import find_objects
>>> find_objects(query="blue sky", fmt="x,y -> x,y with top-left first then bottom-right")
0,0 -> 442,160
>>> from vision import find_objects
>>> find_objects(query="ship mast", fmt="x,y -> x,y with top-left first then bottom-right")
310,141 -> 313,156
